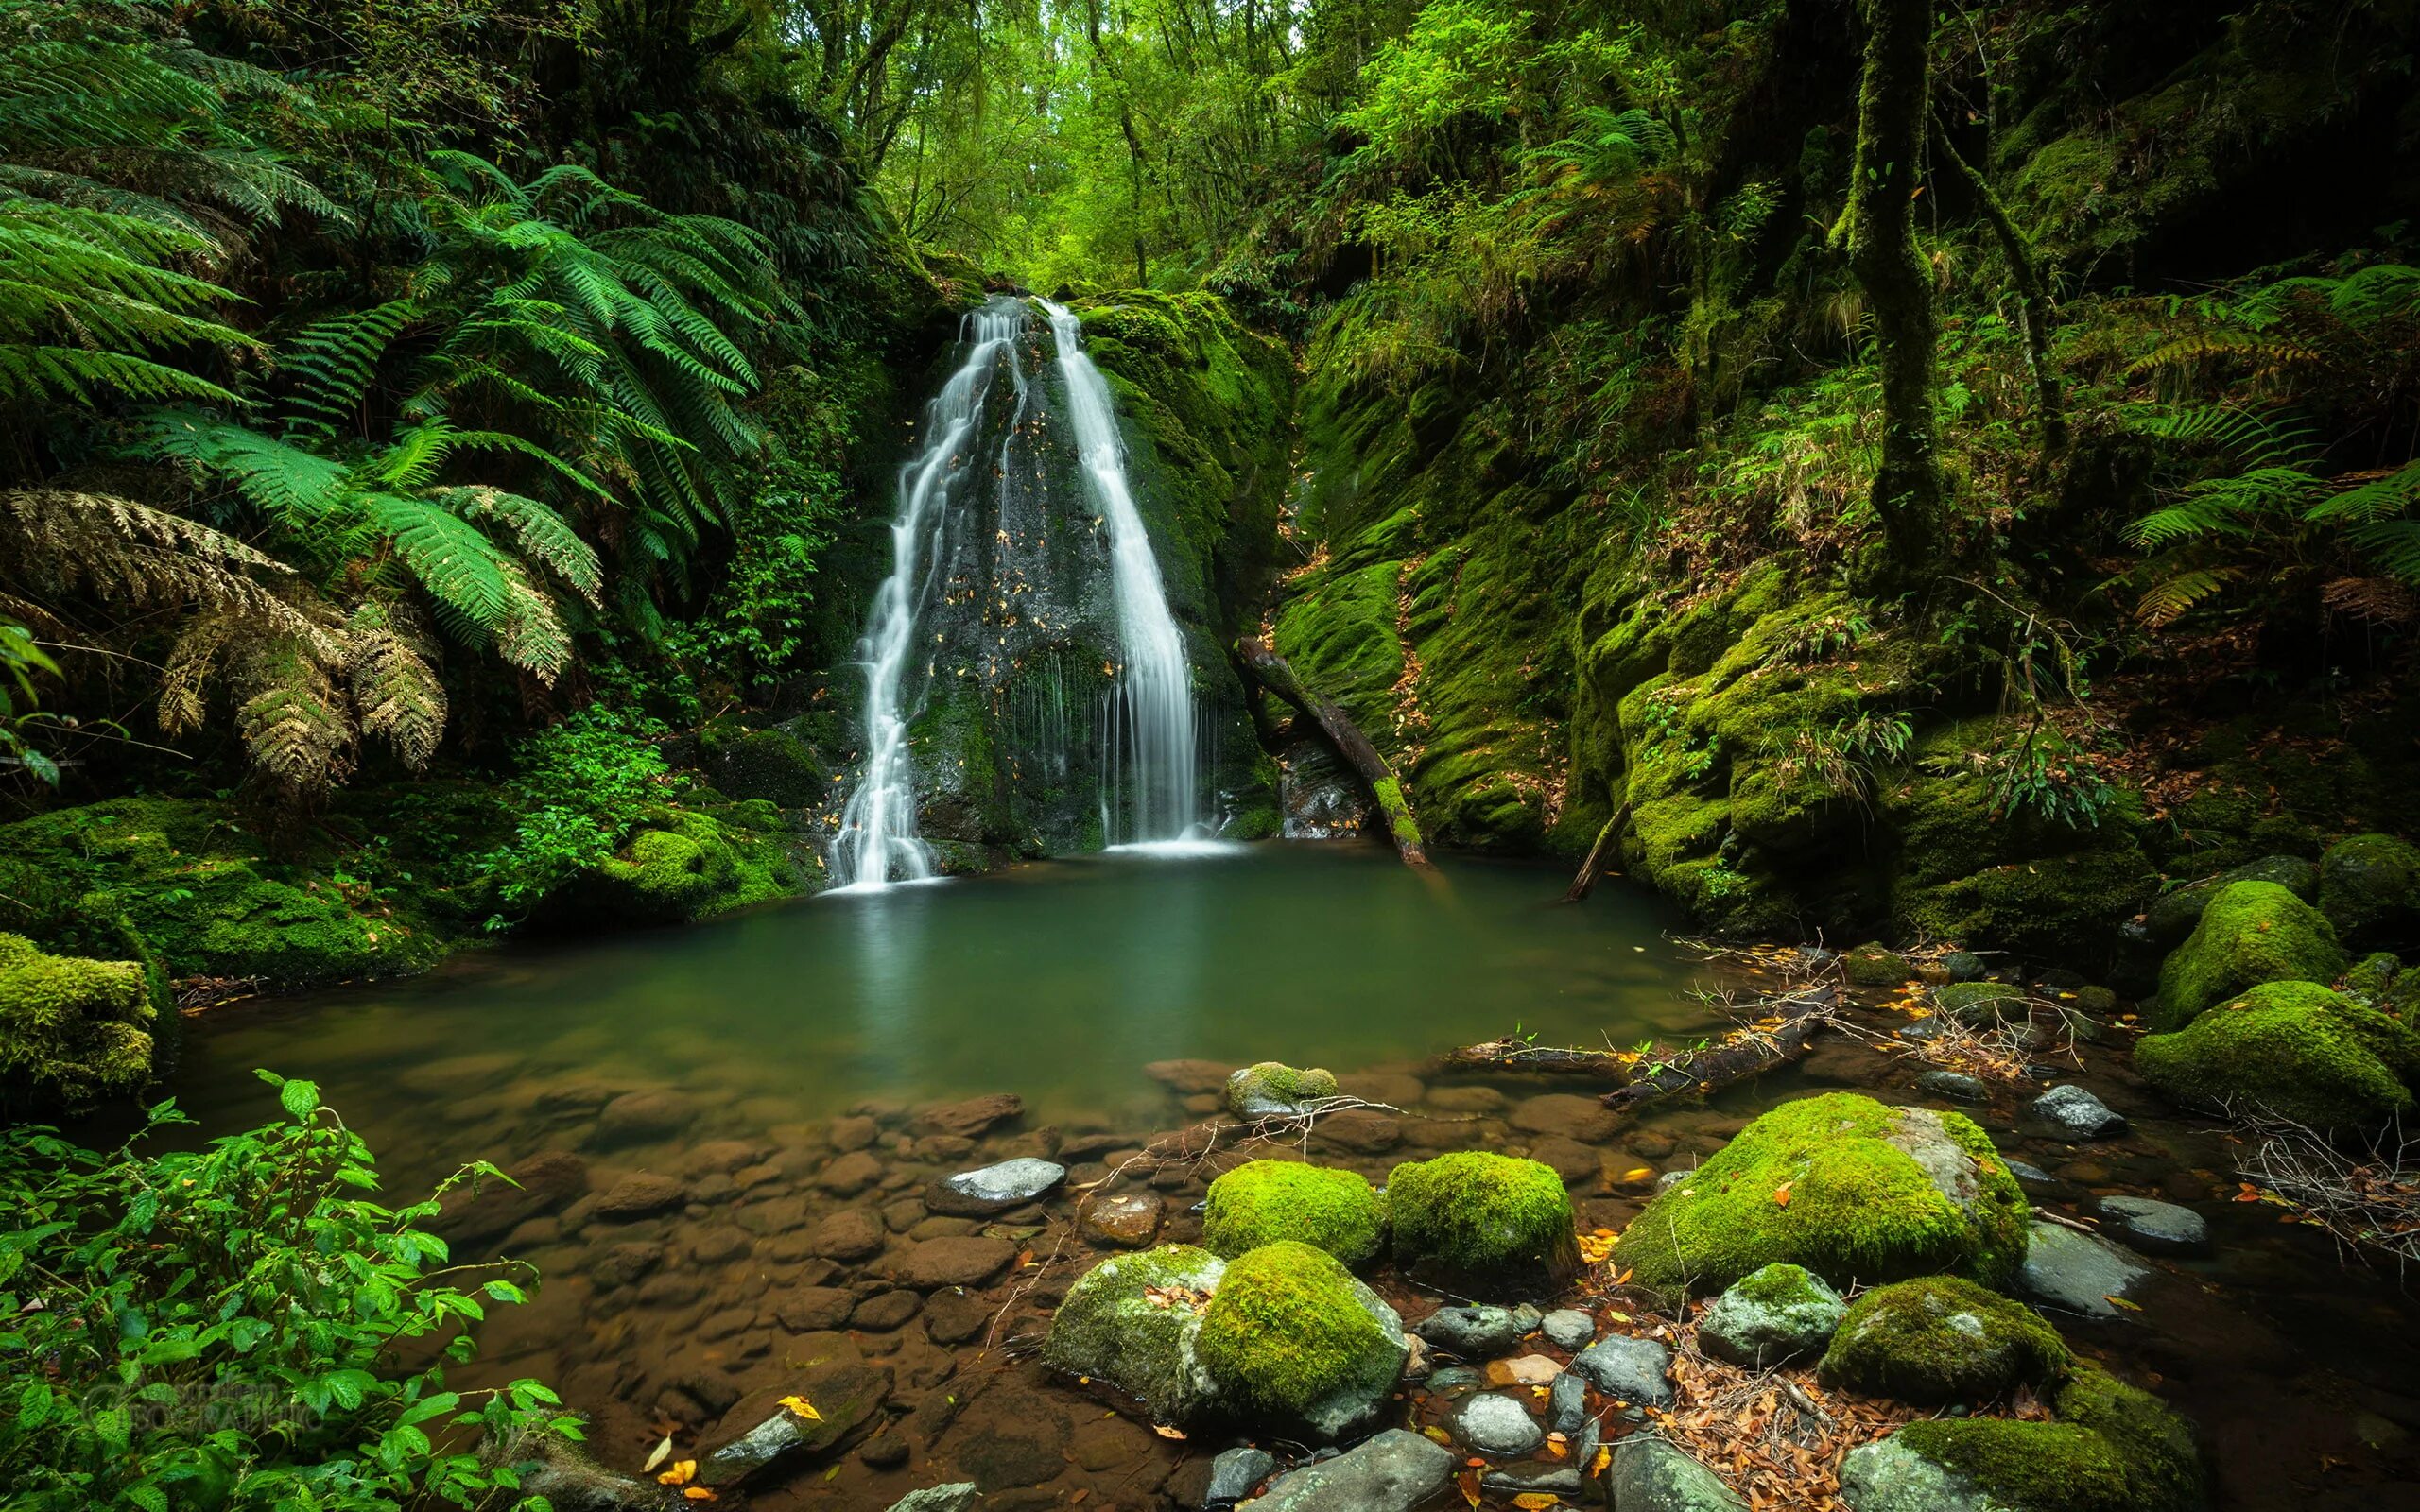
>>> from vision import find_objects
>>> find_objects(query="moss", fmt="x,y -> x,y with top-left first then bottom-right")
0,932 -> 155,1110
2141,855 -> 2319,948
2152,880 -> 2346,1031
699,724 -> 826,808
1933,981 -> 2030,1025
1890,1366 -> 2203,1512
2053,1365 -> 2206,1512
585,807 -> 800,924
1202,1161 -> 1384,1266
1615,1092 -> 2030,1303
1819,1276 -> 2072,1404
1385,1151 -> 1578,1294
2135,981 -> 2418,1129
2316,833 -> 2420,948
1843,942 -> 1911,987
1042,1245 -> 1226,1423
2343,952 -> 2403,1008
1226,1061 -> 1340,1115
1194,1241 -> 1402,1425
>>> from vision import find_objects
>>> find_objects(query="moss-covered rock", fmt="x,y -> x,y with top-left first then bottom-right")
2316,833 -> 2420,949
1226,1061 -> 1340,1117
1042,1245 -> 1226,1424
1844,942 -> 1912,987
2342,952 -> 2404,1009
582,807 -> 800,924
699,724 -> 827,808
1933,981 -> 2031,1026
2151,880 -> 2345,1031
1696,1263 -> 1846,1368
1616,1092 -> 2030,1303
1194,1240 -> 1407,1440
2140,854 -> 2319,949
1876,1366 -> 2204,1512
2135,981 -> 2418,1128
0,932 -> 154,1110
1201,1160 -> 1383,1266
1385,1151 -> 1579,1296
1820,1276 -> 2071,1404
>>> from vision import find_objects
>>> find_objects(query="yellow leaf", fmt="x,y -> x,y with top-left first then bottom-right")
682,1487 -> 717,1503
1592,1445 -> 1613,1474
1152,1424 -> 1187,1440
1513,1496 -> 1562,1509
2104,1296 -> 2144,1313
644,1435 -> 674,1473
778,1395 -> 822,1422
657,1460 -> 698,1487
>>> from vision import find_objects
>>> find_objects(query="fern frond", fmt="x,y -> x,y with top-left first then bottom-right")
434,485 -> 603,605
346,603 -> 446,768
2135,567 -> 2238,627
277,300 -> 414,439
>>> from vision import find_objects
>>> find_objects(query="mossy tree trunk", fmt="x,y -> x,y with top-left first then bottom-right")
1844,0 -> 1944,572
1934,128 -> 2066,454
1236,637 -> 1429,867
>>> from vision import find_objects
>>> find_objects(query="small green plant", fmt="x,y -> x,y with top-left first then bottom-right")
0,1073 -> 577,1511
475,703 -> 673,919
1981,724 -> 2117,830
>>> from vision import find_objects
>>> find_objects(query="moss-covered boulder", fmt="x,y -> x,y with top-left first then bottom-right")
1616,1092 -> 2029,1303
1696,1263 -> 1845,1368
2140,854 -> 2319,949
582,807 -> 799,923
1194,1241 -> 1408,1440
2151,880 -> 2344,1031
2317,833 -> 2420,948
1820,1276 -> 2071,1404
1844,942 -> 1912,987
2135,981 -> 2418,1128
2343,951 -> 2403,1006
699,724 -> 827,808
1201,1160 -> 1383,1266
1933,981 -> 2031,1026
0,933 -> 155,1109
1042,1245 -> 1226,1424
1850,1366 -> 2204,1512
1225,1060 -> 1340,1117
1385,1151 -> 1579,1296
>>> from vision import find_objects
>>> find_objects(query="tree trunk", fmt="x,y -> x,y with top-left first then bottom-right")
1599,987 -> 1837,1113
1236,637 -> 1429,866
1563,801 -> 1631,902
1935,128 -> 2066,453
1843,0 -> 1943,571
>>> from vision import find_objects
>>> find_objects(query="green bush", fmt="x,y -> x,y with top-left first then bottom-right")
476,705 -> 673,919
0,1074 -> 579,1511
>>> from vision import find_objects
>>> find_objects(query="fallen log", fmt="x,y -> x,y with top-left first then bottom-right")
1562,801 -> 1632,902
1436,1040 -> 1638,1078
1599,987 -> 1838,1113
1236,635 -> 1429,867
1437,985 -> 1838,1082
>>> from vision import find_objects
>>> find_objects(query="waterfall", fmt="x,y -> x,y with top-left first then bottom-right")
829,299 -> 1028,890
1040,299 -> 1201,845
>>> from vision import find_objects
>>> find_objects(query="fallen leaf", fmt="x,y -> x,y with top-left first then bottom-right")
1512,1496 -> 1562,1509
657,1460 -> 698,1487
2103,1296 -> 2143,1313
1772,1180 -> 1794,1208
1151,1424 -> 1187,1440
682,1488 -> 717,1503
777,1395 -> 821,1422
644,1435 -> 674,1473
1456,1469 -> 1483,1508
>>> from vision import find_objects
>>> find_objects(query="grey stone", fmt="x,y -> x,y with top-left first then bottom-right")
926,1158 -> 1065,1216
1458,1393 -> 1544,1456
1839,1434 -> 2011,1512
1244,1429 -> 1456,1512
1943,951 -> 1988,983
2028,1085 -> 2127,1141
2017,1220 -> 2152,1317
1547,1370 -> 1589,1435
1572,1334 -> 1673,1407
1696,1264 -> 1845,1369
1206,1446 -> 1277,1505
1541,1307 -> 1596,1350
1416,1304 -> 1523,1359
885,1486 -> 980,1512
1915,1070 -> 1991,1105
1608,1435 -> 1747,1512
1654,1167 -> 1695,1192
2003,1159 -> 2055,1184
2097,1195 -> 2211,1256
1483,1466 -> 1585,1496
508,1435 -> 671,1511
1425,1366 -> 1483,1392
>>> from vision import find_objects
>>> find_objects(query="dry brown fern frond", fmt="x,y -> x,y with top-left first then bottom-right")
347,602 -> 446,769
2321,575 -> 2420,626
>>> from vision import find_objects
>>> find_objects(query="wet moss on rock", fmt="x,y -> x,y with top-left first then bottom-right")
1042,1245 -> 1226,1424
2316,833 -> 2420,949
1201,1160 -> 1384,1267
2152,880 -> 2345,1031
0,932 -> 155,1110
1820,1275 -> 2072,1403
1385,1150 -> 1579,1295
1890,1365 -> 2204,1512
2135,980 -> 2418,1129
1194,1240 -> 1406,1433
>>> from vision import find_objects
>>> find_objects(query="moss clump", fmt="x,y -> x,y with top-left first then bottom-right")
2135,981 -> 2418,1129
2152,880 -> 2345,1031
1843,942 -> 1911,987
2317,833 -> 2420,948
0,933 -> 155,1110
1194,1241 -> 1405,1432
1891,1366 -> 2204,1512
2141,854 -> 2319,948
1225,1061 -> 1340,1116
1202,1161 -> 1383,1266
586,808 -> 797,923
1820,1276 -> 2071,1404
1616,1092 -> 2030,1303
1385,1151 -> 1578,1295
2344,952 -> 2404,1007
1932,981 -> 2030,1025
1042,1245 -> 1227,1424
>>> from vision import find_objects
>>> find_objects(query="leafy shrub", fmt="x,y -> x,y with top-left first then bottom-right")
476,704 -> 673,918
0,1073 -> 576,1511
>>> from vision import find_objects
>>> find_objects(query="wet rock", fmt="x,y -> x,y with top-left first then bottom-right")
637,1270 -> 705,1307
923,1287 -> 994,1345
817,1150 -> 884,1194
506,1434 -> 667,1512
2003,1159 -> 2055,1184
878,1235 -> 1018,1289
1837,1432 -> 1998,1512
1915,1070 -> 1990,1105
594,1090 -> 695,1144
590,1241 -> 665,1288
884,1486 -> 978,1512
1309,1108 -> 1401,1154
1510,1092 -> 1622,1144
776,1287 -> 859,1332
1572,1334 -> 1673,1407
1541,1308 -> 1596,1350
942,1392 -> 1071,1489
926,1158 -> 1065,1216
1416,1304 -> 1525,1359
857,1433 -> 911,1469
910,1215 -> 982,1240
1426,1086 -> 1506,1113
914,1092 -> 1026,1140
1458,1392 -> 1544,1455
1146,1058 -> 1233,1095
1079,1192 -> 1164,1248
883,1195 -> 927,1231
1245,1428 -> 1455,1512
686,1139 -> 763,1176
1942,951 -> 1988,982
1611,1435 -> 1749,1511
1842,942 -> 1911,987
1698,1263 -> 1845,1369
2028,1085 -> 2127,1140
1338,1071 -> 1426,1107
828,1114 -> 879,1152
1227,1061 -> 1340,1118
910,1134 -> 977,1164
1529,1135 -> 1599,1186
2017,1220 -> 2151,1317
1426,1365 -> 1484,1392
1206,1445 -> 1276,1504
2096,1195 -> 2211,1257
1820,1276 -> 2070,1403
432,1150 -> 588,1248
1483,1465 -> 1585,1497
1547,1370 -> 1589,1434
805,1207 -> 888,1261
854,1290 -> 923,1332
700,1362 -> 890,1487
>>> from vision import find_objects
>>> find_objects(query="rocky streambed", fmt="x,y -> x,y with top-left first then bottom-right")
404,943 -> 2420,1512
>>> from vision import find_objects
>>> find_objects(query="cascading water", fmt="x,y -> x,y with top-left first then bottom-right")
1040,299 -> 1201,845
828,301 -> 1029,890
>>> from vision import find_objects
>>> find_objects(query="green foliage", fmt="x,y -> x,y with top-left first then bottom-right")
475,704 -> 672,917
0,1076 -> 578,1511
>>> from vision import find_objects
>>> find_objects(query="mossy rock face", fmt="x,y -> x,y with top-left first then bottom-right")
1933,982 -> 2031,1026
2316,833 -> 2420,949
1042,1245 -> 1226,1424
1844,942 -> 1912,987
2135,981 -> 2418,1129
1820,1276 -> 2072,1404
1877,1366 -> 2205,1512
2152,880 -> 2345,1031
2343,952 -> 2404,1008
1194,1240 -> 1408,1440
2141,855 -> 2318,949
1385,1151 -> 1579,1297
1616,1092 -> 2030,1304
700,725 -> 827,808
1226,1061 -> 1340,1117
0,932 -> 154,1111
1201,1161 -> 1383,1266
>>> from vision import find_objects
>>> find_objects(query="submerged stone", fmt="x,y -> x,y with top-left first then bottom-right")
2095,1196 -> 2210,1257
2027,1085 -> 2127,1141
2016,1222 -> 2150,1318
